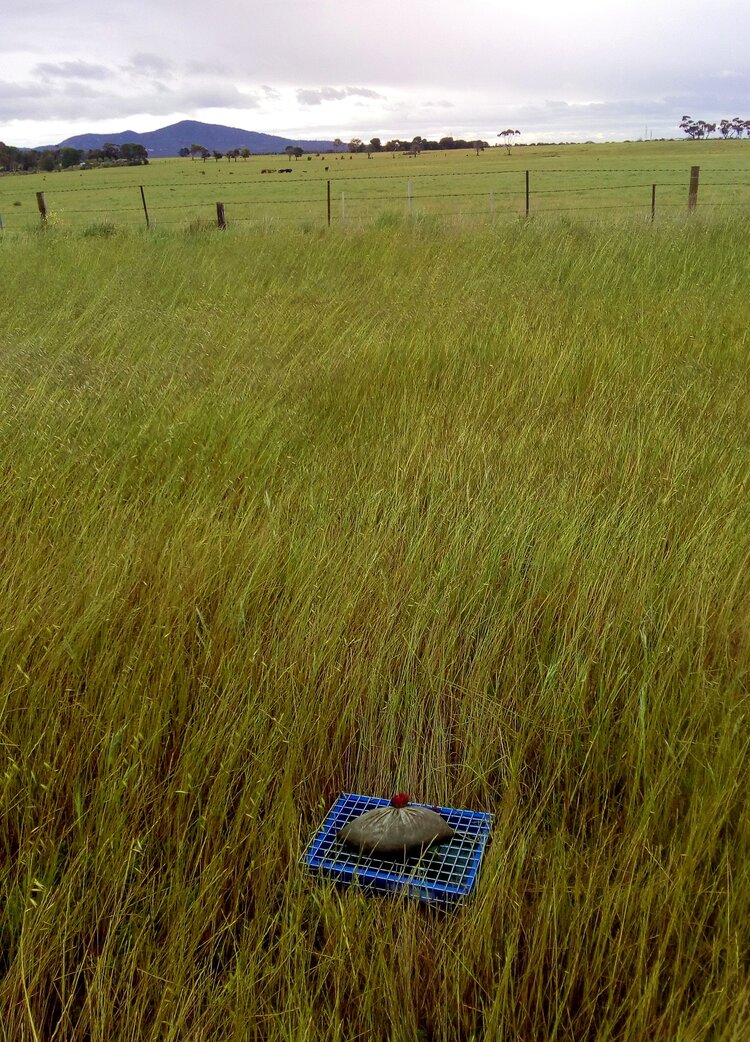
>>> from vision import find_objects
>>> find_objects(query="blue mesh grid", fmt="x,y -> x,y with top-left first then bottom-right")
302,792 -> 493,908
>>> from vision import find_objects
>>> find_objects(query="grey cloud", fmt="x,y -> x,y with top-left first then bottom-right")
296,86 -> 382,106
504,89 -> 750,138
185,59 -> 219,75
125,52 -> 175,78
194,87 -> 262,111
293,89 -> 737,144
0,76 -> 260,123
35,60 -> 112,80
0,81 -> 49,107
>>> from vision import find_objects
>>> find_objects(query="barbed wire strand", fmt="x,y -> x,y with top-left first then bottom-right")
11,164 -> 750,195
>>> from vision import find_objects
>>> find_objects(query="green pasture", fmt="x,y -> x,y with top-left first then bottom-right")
1,215 -> 749,1040
1,138 -> 749,232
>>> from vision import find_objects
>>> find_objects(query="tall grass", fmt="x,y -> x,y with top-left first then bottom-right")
1,216 -> 749,1040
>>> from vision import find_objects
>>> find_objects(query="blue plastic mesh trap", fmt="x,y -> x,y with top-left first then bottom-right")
302,792 -> 493,908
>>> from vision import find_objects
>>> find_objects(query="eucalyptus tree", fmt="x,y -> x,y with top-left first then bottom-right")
498,129 -> 520,154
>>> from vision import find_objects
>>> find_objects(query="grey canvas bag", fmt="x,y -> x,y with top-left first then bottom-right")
338,794 -> 454,855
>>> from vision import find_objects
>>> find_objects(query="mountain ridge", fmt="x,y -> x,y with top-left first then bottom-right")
34,119 -> 339,157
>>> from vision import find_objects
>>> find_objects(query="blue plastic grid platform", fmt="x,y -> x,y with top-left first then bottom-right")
302,792 -> 493,908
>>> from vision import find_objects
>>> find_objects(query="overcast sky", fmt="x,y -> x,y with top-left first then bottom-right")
2,0 -> 749,147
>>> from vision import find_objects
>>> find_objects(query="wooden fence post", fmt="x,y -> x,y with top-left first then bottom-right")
525,171 -> 530,216
216,202 -> 226,229
688,166 -> 700,211
327,180 -> 331,227
36,191 -> 47,225
651,184 -> 656,221
139,185 -> 150,229
407,178 -> 413,217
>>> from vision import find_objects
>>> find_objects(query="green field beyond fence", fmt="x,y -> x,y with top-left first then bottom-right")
1,139 -> 750,232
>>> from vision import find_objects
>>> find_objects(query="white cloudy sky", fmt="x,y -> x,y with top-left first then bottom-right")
2,0 -> 749,147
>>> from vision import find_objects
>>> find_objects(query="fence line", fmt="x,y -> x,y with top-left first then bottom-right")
4,166 -> 750,233
20,167 -> 750,195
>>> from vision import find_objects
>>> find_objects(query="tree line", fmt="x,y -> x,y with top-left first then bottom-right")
679,116 -> 750,140
177,139 -> 494,161
178,144 -> 255,161
339,136 -> 491,155
0,140 -> 148,173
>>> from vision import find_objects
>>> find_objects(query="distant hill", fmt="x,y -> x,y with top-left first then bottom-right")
35,119 -> 339,157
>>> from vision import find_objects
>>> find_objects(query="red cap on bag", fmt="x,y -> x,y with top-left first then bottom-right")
390,792 -> 410,808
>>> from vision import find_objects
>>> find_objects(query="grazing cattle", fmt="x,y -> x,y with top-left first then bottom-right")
261,168 -> 278,174
279,168 -> 293,173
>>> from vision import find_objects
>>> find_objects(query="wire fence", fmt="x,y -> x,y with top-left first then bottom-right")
1,164 -> 749,234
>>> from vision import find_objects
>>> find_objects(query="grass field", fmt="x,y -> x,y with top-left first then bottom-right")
1,139 -> 750,232
1,214 -> 749,1040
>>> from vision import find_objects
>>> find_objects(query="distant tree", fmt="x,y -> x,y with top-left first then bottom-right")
285,145 -> 295,161
292,146 -> 304,160
333,138 -> 344,150
680,114 -> 750,140
19,149 -> 40,171
200,147 -> 210,161
102,141 -> 120,161
680,115 -> 696,138
190,143 -> 204,160
178,147 -> 190,158
369,138 -> 381,156
212,150 -> 223,162
120,142 -> 148,165
59,146 -> 84,168
472,139 -> 485,155
239,147 -> 250,159
348,138 -> 363,153
497,129 -> 520,154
